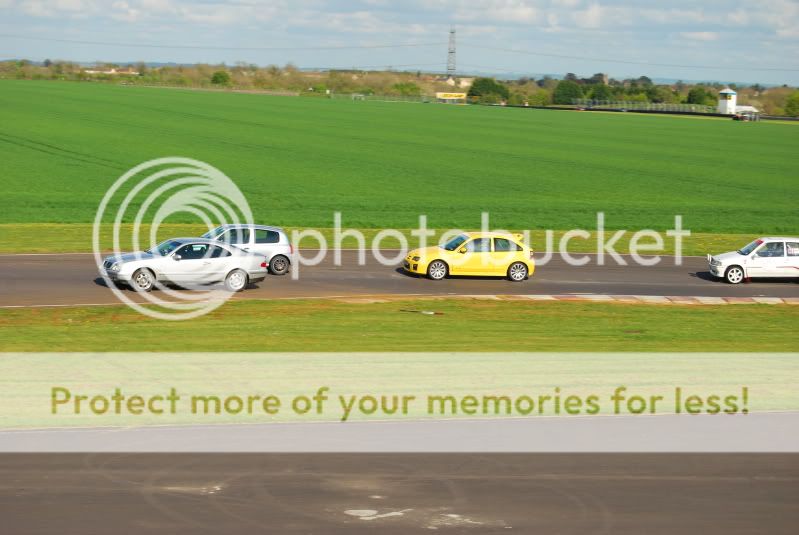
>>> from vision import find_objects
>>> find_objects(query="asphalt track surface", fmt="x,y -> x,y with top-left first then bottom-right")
1,251 -> 798,307
1,453 -> 797,534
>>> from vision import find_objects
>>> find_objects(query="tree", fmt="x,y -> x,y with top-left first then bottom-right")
586,72 -> 607,85
590,84 -> 613,100
211,71 -> 230,85
785,91 -> 799,117
552,80 -> 583,104
392,82 -> 421,96
646,85 -> 678,103
537,76 -> 558,90
686,85 -> 715,105
467,77 -> 510,100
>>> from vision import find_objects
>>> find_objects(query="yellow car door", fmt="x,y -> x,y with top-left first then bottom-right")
489,237 -> 524,274
450,237 -> 492,275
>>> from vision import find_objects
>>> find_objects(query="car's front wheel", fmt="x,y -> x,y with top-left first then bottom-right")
225,269 -> 248,292
725,265 -> 745,284
131,269 -> 155,292
269,255 -> 290,276
507,262 -> 528,282
427,260 -> 448,280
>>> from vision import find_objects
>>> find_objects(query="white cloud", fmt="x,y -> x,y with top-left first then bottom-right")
680,31 -> 719,41
573,1 -> 600,29
451,0 -> 541,24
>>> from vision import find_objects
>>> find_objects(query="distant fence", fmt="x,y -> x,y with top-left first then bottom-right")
128,83 -> 299,96
761,115 -> 799,121
573,99 -> 715,114
330,93 -> 431,103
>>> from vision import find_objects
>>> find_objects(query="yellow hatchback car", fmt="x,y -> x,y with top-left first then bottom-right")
403,232 -> 534,281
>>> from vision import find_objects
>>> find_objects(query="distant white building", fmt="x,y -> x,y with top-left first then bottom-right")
717,87 -> 737,114
717,87 -> 760,116
444,76 -> 474,89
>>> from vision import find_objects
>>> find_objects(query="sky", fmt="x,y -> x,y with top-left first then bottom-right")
0,0 -> 798,85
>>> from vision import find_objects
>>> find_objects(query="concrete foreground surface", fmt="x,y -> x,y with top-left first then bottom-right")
0,453 -> 796,534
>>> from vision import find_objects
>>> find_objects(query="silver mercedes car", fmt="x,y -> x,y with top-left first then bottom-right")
100,238 -> 268,292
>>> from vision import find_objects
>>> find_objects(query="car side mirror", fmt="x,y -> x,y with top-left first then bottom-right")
458,247 -> 467,254
173,254 -> 181,261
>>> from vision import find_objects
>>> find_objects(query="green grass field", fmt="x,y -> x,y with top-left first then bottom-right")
0,222 -> 764,254
1,80 -> 797,235
1,298 -> 796,352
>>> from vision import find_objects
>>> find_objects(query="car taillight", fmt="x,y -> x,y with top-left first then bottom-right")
290,244 -> 294,254
529,251 -> 534,259
260,261 -> 267,268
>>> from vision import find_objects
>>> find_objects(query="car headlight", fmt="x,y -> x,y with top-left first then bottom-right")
710,259 -> 721,267
110,262 -> 121,272
412,256 -> 420,262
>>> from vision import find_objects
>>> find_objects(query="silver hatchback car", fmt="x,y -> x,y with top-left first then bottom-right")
202,225 -> 294,275
101,238 -> 268,292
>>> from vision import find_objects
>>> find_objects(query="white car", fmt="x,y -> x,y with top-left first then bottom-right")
201,225 -> 294,275
708,237 -> 799,284
101,238 -> 268,292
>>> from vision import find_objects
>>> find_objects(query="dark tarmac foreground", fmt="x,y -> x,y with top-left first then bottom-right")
1,454 -> 797,534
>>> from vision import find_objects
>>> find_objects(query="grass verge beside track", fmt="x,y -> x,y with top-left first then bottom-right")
1,298 -> 796,352
0,223 -> 762,255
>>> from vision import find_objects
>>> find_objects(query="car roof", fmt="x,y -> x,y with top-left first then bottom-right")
211,224 -> 285,232
166,237 -> 221,245
463,231 -> 524,239
759,237 -> 799,242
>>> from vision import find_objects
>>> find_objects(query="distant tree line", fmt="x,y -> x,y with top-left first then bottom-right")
2,59 -> 798,116
468,72 -> 799,115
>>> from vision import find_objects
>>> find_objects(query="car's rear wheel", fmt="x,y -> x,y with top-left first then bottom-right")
725,265 -> 745,284
225,269 -> 248,292
507,262 -> 528,282
269,255 -> 290,276
427,260 -> 448,280
131,269 -> 155,292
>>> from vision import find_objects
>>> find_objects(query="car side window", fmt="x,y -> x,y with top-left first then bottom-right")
756,242 -> 784,257
209,246 -> 231,258
219,228 -> 250,245
466,238 -> 491,253
787,242 -> 799,257
255,229 -> 280,244
176,244 -> 208,260
494,238 -> 521,252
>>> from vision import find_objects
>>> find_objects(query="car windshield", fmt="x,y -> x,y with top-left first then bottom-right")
201,226 -> 225,239
738,239 -> 763,256
145,240 -> 183,256
441,234 -> 468,251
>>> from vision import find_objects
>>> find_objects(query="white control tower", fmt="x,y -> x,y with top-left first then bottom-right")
718,87 -> 737,114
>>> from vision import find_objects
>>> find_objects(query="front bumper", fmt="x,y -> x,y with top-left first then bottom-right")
101,268 -> 132,283
402,257 -> 423,274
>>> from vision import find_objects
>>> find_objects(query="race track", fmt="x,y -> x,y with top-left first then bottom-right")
1,452 -> 796,534
0,251 -> 797,307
